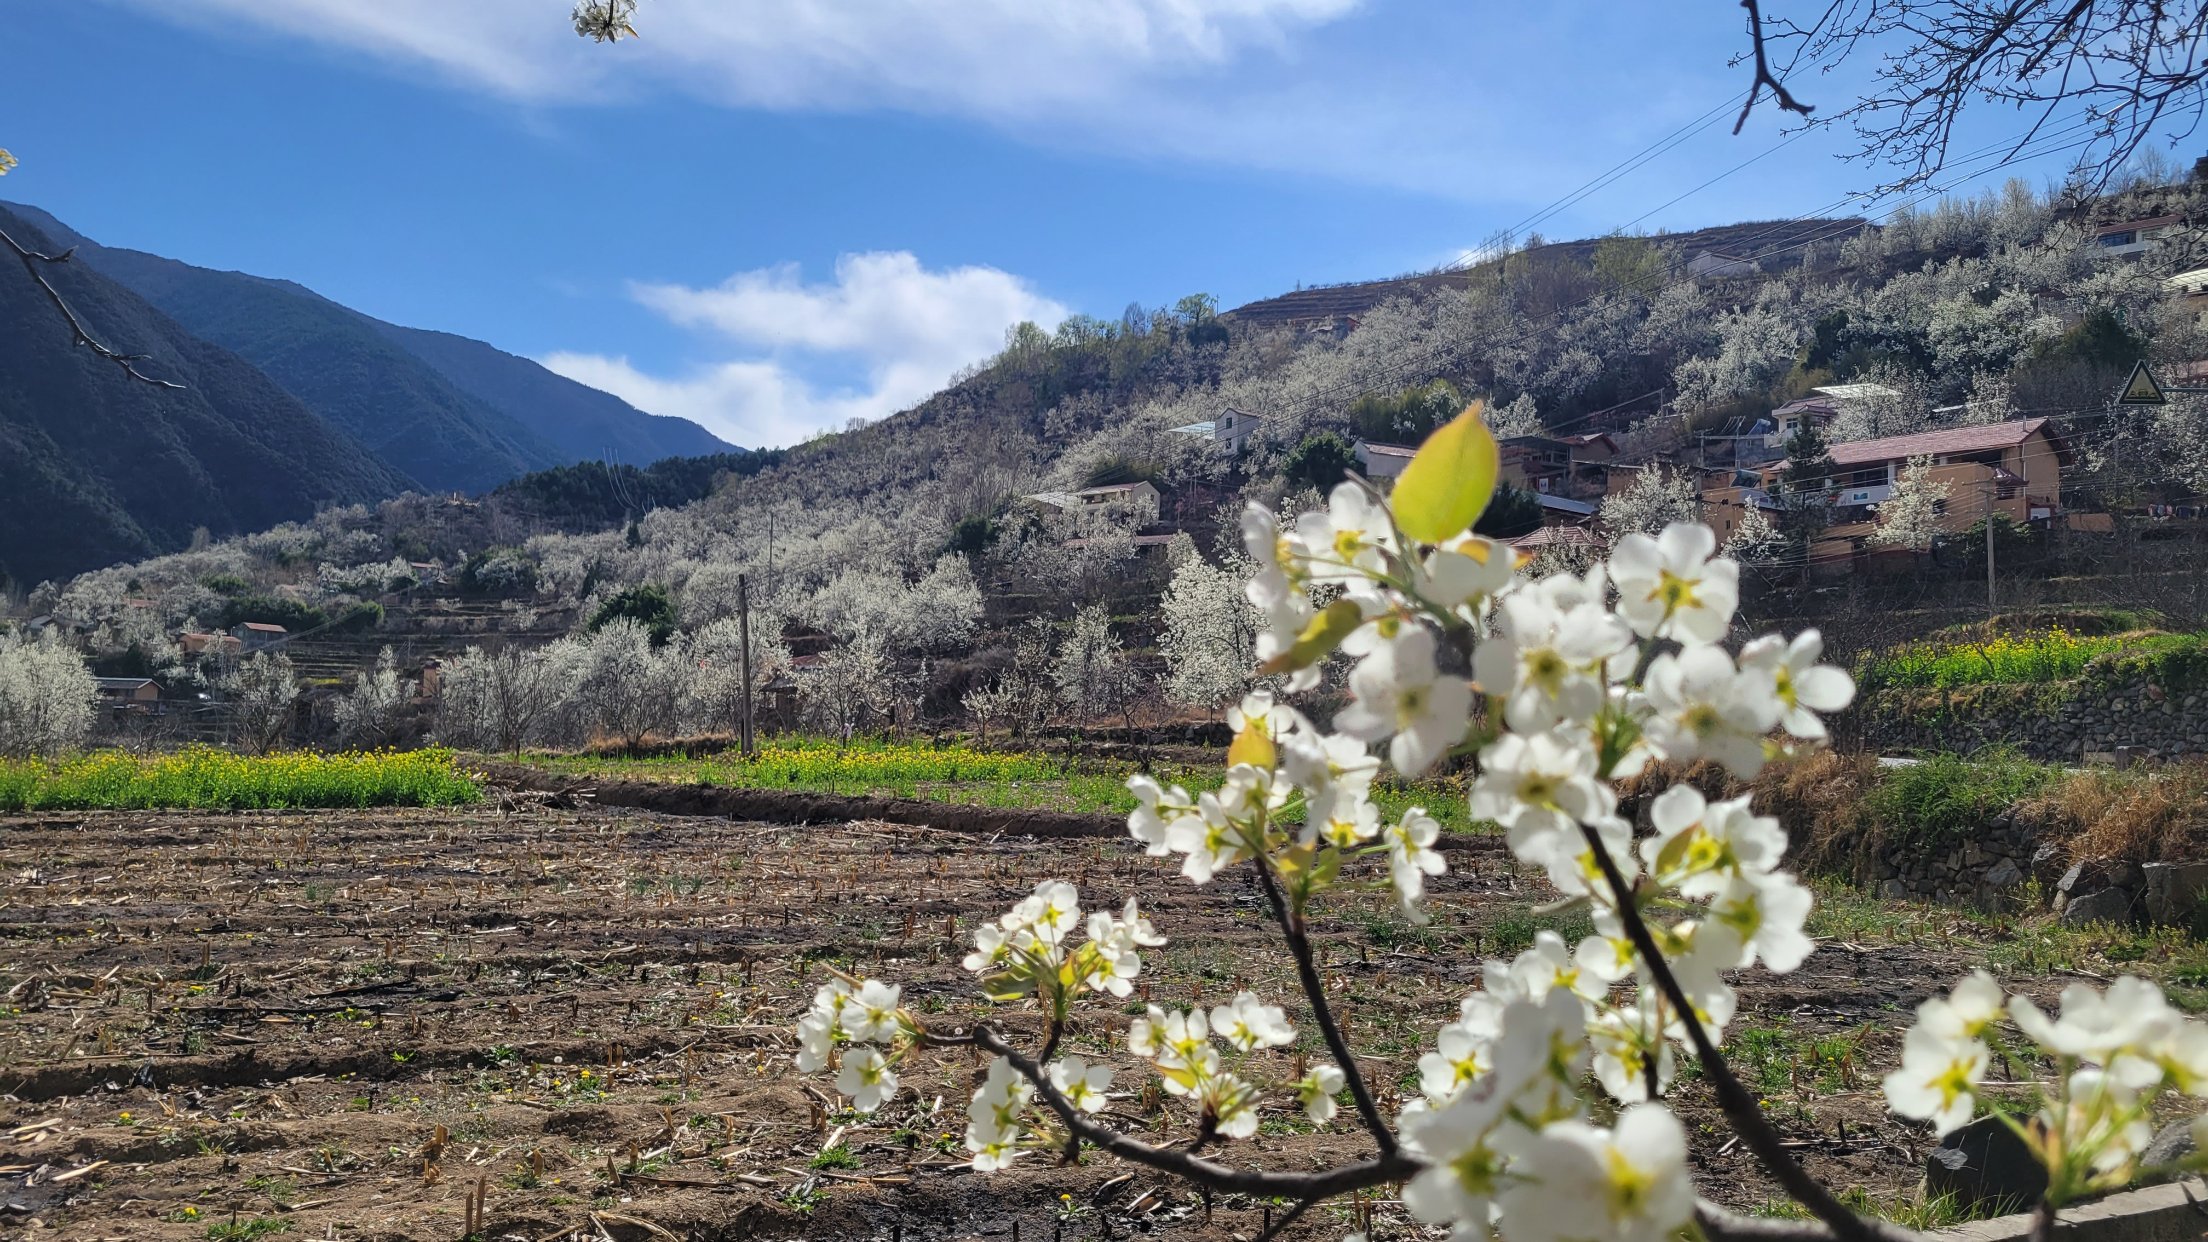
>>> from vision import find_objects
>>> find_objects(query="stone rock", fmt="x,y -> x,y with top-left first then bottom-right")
1879,879 -> 1908,901
1983,858 -> 2025,891
1927,1114 -> 2048,1214
2030,843 -> 2068,889
2058,861 -> 2105,895
2107,859 -> 2145,891
2138,1120 -> 2200,1184
2061,887 -> 2133,927
2143,861 -> 2208,927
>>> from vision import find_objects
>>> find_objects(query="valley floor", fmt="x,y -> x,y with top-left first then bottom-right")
4,795 -> 2204,1240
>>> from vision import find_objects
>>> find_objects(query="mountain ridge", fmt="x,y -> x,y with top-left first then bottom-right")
0,202 -> 730,490
0,203 -> 411,586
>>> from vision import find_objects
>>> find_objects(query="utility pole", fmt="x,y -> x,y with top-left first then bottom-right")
736,572 -> 756,756
1984,483 -> 1997,618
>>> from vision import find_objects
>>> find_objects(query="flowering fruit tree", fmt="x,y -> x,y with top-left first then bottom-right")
793,403 -> 2208,1242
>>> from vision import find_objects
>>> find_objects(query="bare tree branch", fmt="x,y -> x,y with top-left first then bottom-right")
1576,821 -> 1909,1242
923,1024 -> 1420,1199
1738,0 -> 1823,132
1246,852 -> 1399,1156
1,227 -> 185,389
1742,1 -> 2208,191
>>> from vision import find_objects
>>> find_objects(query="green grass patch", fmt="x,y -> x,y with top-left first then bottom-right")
515,737 -> 1494,834
0,746 -> 480,811
1858,626 -> 2208,691
1860,749 -> 2059,847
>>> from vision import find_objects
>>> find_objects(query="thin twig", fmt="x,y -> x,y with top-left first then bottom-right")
1735,0 -> 1819,133
1578,821 -> 1893,1242
1247,853 -> 1398,1155
925,1025 -> 1418,1198
1,226 -> 185,388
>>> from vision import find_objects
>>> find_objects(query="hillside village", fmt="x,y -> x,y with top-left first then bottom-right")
9,170 -> 2208,757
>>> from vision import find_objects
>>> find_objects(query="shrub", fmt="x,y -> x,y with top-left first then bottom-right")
1860,748 -> 2058,847
589,584 -> 678,647
462,547 -> 539,596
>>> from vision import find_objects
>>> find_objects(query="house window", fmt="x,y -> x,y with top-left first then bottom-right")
2100,231 -> 2137,247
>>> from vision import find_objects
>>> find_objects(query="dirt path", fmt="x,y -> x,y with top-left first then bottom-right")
0,800 -> 2088,1240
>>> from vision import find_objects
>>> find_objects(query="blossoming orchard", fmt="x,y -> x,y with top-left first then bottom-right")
793,404 -> 2208,1241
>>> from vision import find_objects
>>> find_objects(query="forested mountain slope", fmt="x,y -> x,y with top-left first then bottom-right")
0,204 -> 409,589
1,203 -> 727,492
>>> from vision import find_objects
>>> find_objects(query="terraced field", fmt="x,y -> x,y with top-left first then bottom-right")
0,793 -> 2195,1240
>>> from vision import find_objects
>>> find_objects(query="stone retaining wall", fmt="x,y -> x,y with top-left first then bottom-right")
1848,678 -> 2208,763
1841,806 -> 2208,928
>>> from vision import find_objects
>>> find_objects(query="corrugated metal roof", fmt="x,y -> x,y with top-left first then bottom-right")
1827,418 -> 2053,466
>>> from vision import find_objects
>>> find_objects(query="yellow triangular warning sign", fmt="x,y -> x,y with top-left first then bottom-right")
2120,360 -> 2168,405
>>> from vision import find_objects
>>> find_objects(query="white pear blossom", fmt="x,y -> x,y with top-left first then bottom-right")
1049,1056 -> 1114,1113
1641,645 -> 1781,776
1501,1105 -> 1693,1242
1706,872 -> 1816,973
1471,730 -> 1613,887
1298,1064 -> 1347,1123
2010,978 -> 2181,1086
1335,626 -> 1472,776
1422,533 -> 1519,612
841,980 -> 903,1044
1472,589 -> 1632,734
1608,523 -> 1740,645
1638,786 -> 1786,899
1006,881 -> 1082,944
1418,1018 -> 1495,1105
1210,991 -> 1296,1051
1738,629 -> 1856,738
2053,1068 -> 2154,1175
1883,1027 -> 1990,1135
836,1046 -> 897,1112
1912,971 -> 2007,1045
1385,808 -> 1448,915
1402,1082 -> 1513,1229
1126,774 -> 1199,856
1295,482 -> 1399,583
1588,1000 -> 1677,1103
795,1013 -> 835,1074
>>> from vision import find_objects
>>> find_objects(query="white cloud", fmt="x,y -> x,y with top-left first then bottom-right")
543,251 -> 1066,448
121,0 -> 1360,117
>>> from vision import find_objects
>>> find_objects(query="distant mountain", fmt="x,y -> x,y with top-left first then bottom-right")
1,203 -> 729,492
0,203 -> 409,586
371,321 -> 730,464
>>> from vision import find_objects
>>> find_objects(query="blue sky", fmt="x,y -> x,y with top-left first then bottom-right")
0,1 -> 2137,448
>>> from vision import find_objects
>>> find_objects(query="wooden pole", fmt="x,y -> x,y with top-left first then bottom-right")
1985,483 -> 1997,618
737,573 -> 756,755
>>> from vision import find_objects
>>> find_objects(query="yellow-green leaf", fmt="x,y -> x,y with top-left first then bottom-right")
1393,400 -> 1500,544
1256,597 -> 1364,677
1227,721 -> 1277,770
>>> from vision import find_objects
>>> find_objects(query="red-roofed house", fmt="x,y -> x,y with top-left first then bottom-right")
1814,417 -> 2074,552
231,621 -> 289,651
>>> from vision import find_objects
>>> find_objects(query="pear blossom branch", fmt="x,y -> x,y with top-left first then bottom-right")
1247,850 -> 1397,1155
1,227 -> 185,389
1578,820 -> 1886,1242
924,1023 -> 1419,1198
